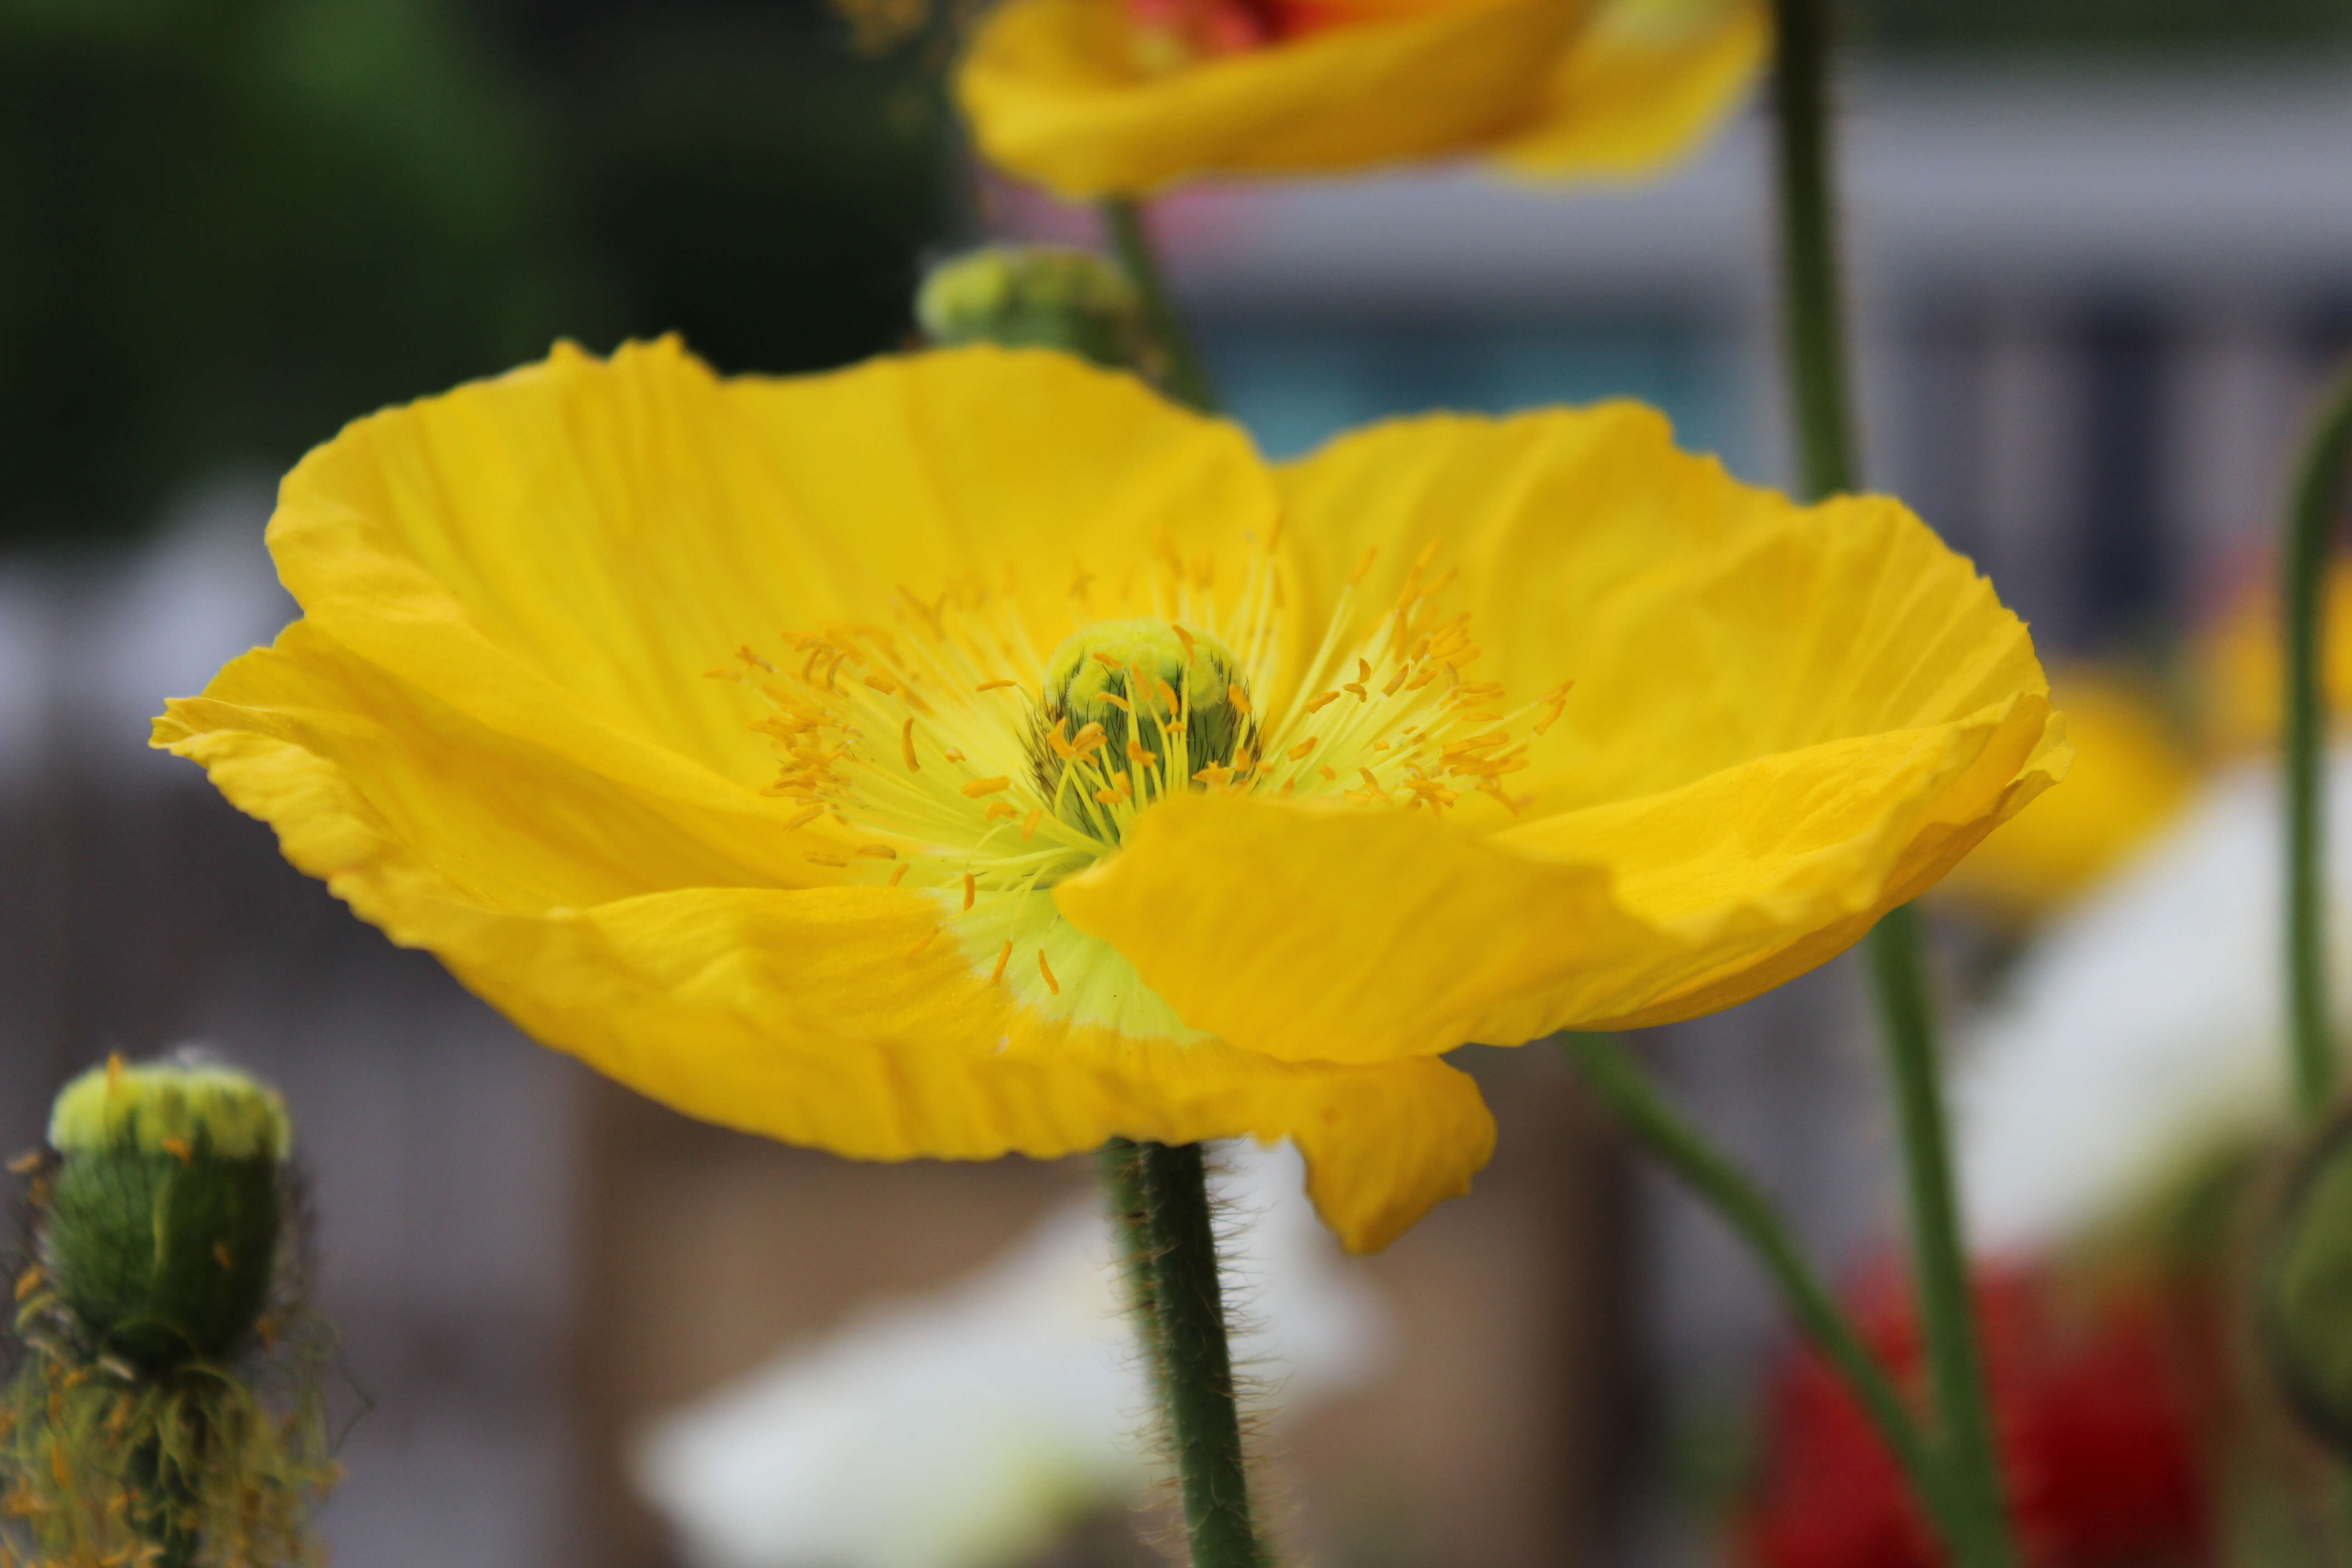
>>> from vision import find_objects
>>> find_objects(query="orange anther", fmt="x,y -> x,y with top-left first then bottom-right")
990,940 -> 1014,983
960,776 -> 1012,798
975,679 -> 1017,692
863,674 -> 898,695
901,717 -> 920,772
1287,737 -> 1318,761
856,844 -> 897,859
962,873 -> 977,911
1228,684 -> 1252,716
1305,691 -> 1339,714
1021,808 -> 1044,841
1038,950 -> 1060,995
888,862 -> 910,887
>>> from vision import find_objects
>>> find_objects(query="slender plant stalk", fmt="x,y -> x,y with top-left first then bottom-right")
1135,1142 -> 1264,1568
1102,197 -> 1218,412
1769,1 -> 2016,1563
2284,367 -> 2352,1122
1867,906 -> 2016,1568
1094,206 -> 1259,1568
1565,1034 -> 1960,1538
1098,1136 -> 1164,1386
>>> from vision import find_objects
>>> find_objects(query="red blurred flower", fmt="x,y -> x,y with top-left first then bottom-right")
1745,1264 -> 2212,1568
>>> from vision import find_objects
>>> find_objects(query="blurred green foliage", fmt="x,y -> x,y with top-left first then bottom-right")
0,0 -> 952,545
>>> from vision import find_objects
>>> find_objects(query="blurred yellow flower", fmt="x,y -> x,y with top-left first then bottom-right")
2198,561 -> 2352,757
1938,672 -> 2195,923
154,340 -> 2060,1251
956,0 -> 1767,197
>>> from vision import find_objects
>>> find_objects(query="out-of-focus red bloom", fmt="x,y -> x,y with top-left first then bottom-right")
1744,1265 -> 2212,1568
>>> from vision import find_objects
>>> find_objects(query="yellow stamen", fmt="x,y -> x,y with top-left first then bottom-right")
888,862 -> 909,887
1229,683 -> 1252,716
863,673 -> 898,695
856,844 -> 897,859
962,872 -> 976,911
901,718 -> 920,772
961,775 -> 1012,798
990,940 -> 1014,983
1021,808 -> 1043,840
1288,738 -> 1318,761
985,801 -> 1019,821
785,803 -> 824,830
1038,950 -> 1060,995
1305,691 -> 1340,713
975,678 -> 1017,692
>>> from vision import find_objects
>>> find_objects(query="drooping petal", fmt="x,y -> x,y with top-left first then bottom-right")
1936,670 -> 2196,923
1057,685 -> 2056,1063
1490,0 -> 1767,176
957,0 -> 1590,198
263,339 -> 1274,846
155,627 -> 1489,1251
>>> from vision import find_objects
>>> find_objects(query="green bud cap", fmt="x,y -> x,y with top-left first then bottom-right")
1031,620 -> 1254,836
916,245 -> 1149,374
40,1057 -> 290,1370
2262,1113 -> 2352,1455
50,1057 -> 292,1162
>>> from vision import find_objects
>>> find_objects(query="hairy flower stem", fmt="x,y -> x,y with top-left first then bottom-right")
2284,367 -> 2352,1122
1098,1136 -> 1165,1388
1566,1034 -> 1961,1538
1117,1141 -> 1263,1568
1101,198 -> 1218,412
1769,2 -> 2017,1564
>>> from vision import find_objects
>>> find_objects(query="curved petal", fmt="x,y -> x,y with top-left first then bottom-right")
154,627 -> 1488,1251
1273,404 -> 2056,821
1936,670 -> 2195,922
258,339 -> 1275,885
1055,693 -> 2062,1064
956,0 -> 1590,197
1490,0 -> 1766,176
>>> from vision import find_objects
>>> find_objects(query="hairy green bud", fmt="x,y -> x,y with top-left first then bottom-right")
44,1058 -> 289,1370
916,246 -> 1149,374
3,1054 -> 334,1568
2262,1112 -> 2352,1456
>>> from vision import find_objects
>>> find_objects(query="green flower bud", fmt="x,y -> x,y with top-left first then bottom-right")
44,1056 -> 290,1370
2261,1112 -> 2352,1455
916,246 -> 1150,374
3,1054 -> 334,1568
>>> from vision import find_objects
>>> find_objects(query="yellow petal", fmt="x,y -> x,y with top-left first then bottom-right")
1490,0 -> 1767,176
2195,557 -> 2352,755
957,0 -> 1592,197
155,626 -> 1488,1251
1273,403 -> 2053,821
1058,688 -> 2059,1063
1058,407 -> 2063,1062
258,338 -> 1272,858
1936,669 -> 2195,921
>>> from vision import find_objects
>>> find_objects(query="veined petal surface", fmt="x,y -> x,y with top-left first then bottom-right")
157,623 -> 1490,1252
1056,407 -> 2065,1061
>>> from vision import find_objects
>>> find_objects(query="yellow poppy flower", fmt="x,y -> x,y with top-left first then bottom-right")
956,0 -> 1768,198
1935,671 -> 2195,923
153,339 -> 2062,1252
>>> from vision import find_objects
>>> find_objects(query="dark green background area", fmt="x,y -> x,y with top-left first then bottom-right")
0,0 -> 2345,547
0,0 -> 955,546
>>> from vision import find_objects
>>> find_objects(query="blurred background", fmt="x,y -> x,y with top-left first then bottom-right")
4,0 -> 2352,1564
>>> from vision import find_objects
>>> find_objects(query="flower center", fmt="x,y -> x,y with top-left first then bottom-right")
714,537 -> 1567,1005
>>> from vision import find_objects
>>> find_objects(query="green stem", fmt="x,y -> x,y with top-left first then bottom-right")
1097,1136 -> 1164,1389
1565,1034 -> 1961,1540
2284,365 -> 2352,1122
1768,1 -> 2016,1563
1768,0 -> 1856,504
1868,906 -> 2015,1568
1101,197 -> 1218,412
1134,1141 -> 1263,1568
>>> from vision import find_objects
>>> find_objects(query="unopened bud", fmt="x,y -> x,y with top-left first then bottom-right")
44,1055 -> 290,1370
917,246 -> 1150,374
2262,1112 -> 2352,1455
